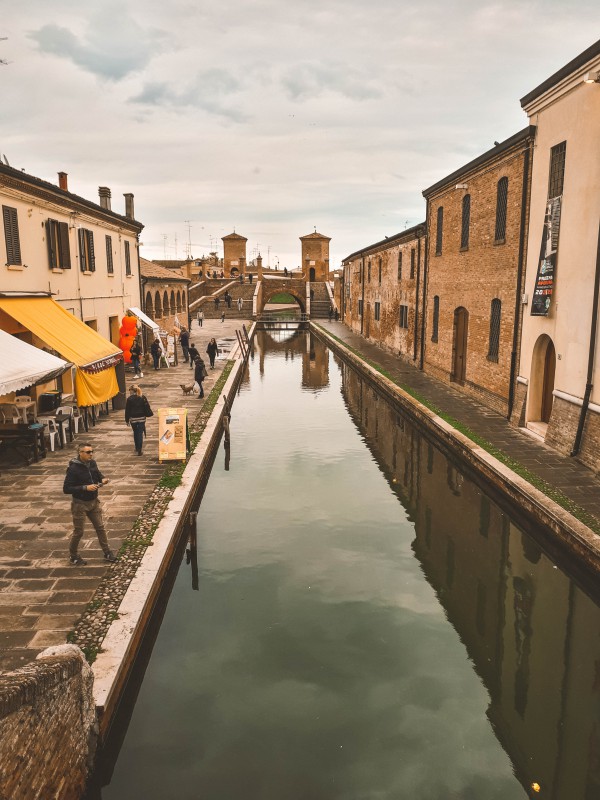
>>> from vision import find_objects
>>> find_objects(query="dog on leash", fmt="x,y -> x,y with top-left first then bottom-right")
180,383 -> 196,395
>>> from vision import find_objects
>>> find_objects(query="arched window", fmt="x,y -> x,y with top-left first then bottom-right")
435,207 -> 443,255
397,251 -> 402,281
378,257 -> 382,284
163,291 -> 169,317
460,194 -> 471,250
488,298 -> 501,362
431,295 -> 439,342
495,178 -> 508,242
145,291 -> 153,318
155,290 -> 162,318
367,261 -> 371,283
170,290 -> 176,314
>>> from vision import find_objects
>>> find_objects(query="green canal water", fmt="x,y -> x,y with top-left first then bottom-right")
87,330 -> 600,800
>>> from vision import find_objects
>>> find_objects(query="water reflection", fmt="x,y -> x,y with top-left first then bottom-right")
340,361 -> 600,799
88,333 -> 600,800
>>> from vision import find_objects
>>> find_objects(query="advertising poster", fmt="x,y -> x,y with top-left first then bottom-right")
158,407 -> 188,461
531,196 -> 562,316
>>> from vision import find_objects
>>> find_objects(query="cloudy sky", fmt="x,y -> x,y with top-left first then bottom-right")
2,2 -> 598,269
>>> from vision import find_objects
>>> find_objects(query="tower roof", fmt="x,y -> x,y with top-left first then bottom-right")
300,231 -> 331,241
222,232 -> 248,241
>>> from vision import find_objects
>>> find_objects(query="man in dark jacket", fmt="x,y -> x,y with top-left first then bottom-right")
194,357 -> 207,398
179,327 -> 190,363
150,337 -> 161,370
63,443 -> 117,565
188,342 -> 199,368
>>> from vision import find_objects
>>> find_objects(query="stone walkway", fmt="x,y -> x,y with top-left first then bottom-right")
318,320 -> 600,524
0,318 -> 249,672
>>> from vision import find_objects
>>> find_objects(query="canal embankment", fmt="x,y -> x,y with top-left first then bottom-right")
313,320 -> 600,576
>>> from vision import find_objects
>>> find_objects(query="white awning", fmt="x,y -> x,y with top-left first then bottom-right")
0,330 -> 70,395
128,306 -> 159,331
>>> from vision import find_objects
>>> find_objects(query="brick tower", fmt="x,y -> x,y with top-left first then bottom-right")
222,232 -> 248,278
300,231 -> 331,281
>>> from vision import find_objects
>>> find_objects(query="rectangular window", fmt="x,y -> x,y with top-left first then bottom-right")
435,206 -> 444,255
367,261 -> 371,283
495,178 -> 508,242
410,248 -> 416,279
431,295 -> 439,342
2,206 -> 22,265
78,228 -> 95,272
46,219 -> 71,269
460,195 -> 471,250
358,299 -> 363,317
124,240 -> 132,276
378,258 -> 382,284
487,298 -> 501,362
374,301 -> 381,321
399,305 -> 409,328
548,141 -> 566,199
397,251 -> 402,281
105,235 -> 114,275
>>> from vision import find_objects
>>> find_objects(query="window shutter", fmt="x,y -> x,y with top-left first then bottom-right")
3,206 -> 22,265
125,240 -> 131,275
58,222 -> 71,268
106,235 -> 114,274
87,230 -> 95,271
494,178 -> 508,242
47,220 -> 58,268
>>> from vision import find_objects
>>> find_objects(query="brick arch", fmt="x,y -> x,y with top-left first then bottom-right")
154,290 -> 162,318
258,286 -> 306,315
145,291 -> 154,318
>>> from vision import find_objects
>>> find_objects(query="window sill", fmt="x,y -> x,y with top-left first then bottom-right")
107,272 -> 115,277
51,268 -> 64,274
460,246 -> 469,252
487,355 -> 499,363
434,252 -> 442,257
82,270 -> 94,276
494,239 -> 506,246
6,263 -> 24,271
125,273 -> 134,278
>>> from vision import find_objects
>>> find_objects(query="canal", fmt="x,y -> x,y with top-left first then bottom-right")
87,330 -> 600,800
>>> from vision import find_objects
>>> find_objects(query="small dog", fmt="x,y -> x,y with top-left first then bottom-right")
180,383 -> 196,395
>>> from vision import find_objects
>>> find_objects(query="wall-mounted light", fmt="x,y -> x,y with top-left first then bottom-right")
455,183 -> 468,190
583,70 -> 600,84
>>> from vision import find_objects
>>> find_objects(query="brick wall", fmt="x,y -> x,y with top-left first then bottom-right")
0,645 -> 97,800
423,135 -> 532,416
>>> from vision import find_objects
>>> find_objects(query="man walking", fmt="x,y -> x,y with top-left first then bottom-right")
63,443 -> 118,565
179,326 -> 190,364
197,310 -> 204,328
237,297 -> 243,312
150,337 -> 161,370
188,341 -> 199,367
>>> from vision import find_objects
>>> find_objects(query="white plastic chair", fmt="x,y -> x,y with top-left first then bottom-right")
40,418 -> 58,451
0,404 -> 19,424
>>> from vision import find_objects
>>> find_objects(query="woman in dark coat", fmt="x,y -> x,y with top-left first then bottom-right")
206,338 -> 219,369
188,342 -> 199,368
125,384 -> 152,455
150,338 -> 161,370
194,357 -> 207,398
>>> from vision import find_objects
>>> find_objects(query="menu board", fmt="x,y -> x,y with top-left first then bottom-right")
158,407 -> 188,461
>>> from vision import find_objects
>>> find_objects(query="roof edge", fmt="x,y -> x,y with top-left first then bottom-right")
520,38 -> 600,108
342,222 -> 426,263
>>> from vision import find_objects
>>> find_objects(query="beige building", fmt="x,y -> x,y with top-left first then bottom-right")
341,225 -> 426,363
513,40 -> 600,468
1,167 -> 143,347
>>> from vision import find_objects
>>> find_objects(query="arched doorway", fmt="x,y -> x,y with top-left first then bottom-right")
452,307 -> 468,384
309,267 -> 316,282
528,334 -> 556,429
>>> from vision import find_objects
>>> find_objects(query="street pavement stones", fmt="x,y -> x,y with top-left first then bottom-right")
319,320 -> 600,526
0,317 -> 249,672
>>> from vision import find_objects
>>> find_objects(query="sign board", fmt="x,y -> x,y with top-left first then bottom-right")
166,334 -> 176,365
531,196 -> 562,316
158,407 -> 188,461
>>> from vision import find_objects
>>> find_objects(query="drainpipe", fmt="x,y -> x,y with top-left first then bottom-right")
507,142 -> 532,420
360,254 -> 365,336
413,232 -> 422,361
420,216 -> 430,370
571,219 -> 600,456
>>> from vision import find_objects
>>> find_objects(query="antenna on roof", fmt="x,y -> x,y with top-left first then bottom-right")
2,154 -> 9,166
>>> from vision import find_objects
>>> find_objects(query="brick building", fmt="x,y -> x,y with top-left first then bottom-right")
222,232 -> 247,278
139,257 -> 190,343
300,231 -> 330,281
341,224 -> 426,363
513,40 -> 600,469
422,127 -> 534,415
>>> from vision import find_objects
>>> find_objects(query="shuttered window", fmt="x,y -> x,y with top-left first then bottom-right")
105,235 -> 114,274
487,298 -> 501,361
124,240 -> 132,276
460,194 -> 471,249
78,228 -> 95,272
378,257 -> 382,284
435,207 -> 443,255
46,219 -> 71,269
374,301 -> 381,321
2,206 -> 22,265
410,247 -> 416,279
431,295 -> 439,342
397,251 -> 402,280
367,261 -> 371,283
494,178 -> 508,242
358,299 -> 363,317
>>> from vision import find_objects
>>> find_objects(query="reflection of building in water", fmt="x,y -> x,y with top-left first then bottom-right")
340,360 -> 600,799
302,333 -> 329,391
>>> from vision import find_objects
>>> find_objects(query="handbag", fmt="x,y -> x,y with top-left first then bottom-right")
142,396 -> 154,417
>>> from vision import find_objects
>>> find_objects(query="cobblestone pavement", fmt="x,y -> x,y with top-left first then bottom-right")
0,318 -> 249,673
318,320 -> 600,524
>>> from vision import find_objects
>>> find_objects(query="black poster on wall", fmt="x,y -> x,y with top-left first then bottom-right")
531,196 -> 562,316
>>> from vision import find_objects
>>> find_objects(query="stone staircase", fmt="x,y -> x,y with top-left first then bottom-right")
195,283 -> 256,319
310,282 -> 331,318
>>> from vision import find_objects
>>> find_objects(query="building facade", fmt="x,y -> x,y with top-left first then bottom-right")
300,231 -> 330,281
341,225 -> 426,363
513,40 -> 600,469
222,232 -> 247,278
140,257 -> 190,336
422,128 -> 534,415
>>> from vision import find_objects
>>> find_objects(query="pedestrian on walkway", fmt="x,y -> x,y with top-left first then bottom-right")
63,443 -> 117,565
328,307 -> 333,321
206,338 -> 219,368
248,273 -> 253,284
194,357 -> 207,398
130,338 -> 143,378
237,297 -> 243,312
188,341 -> 199,368
335,308 -> 339,321
125,384 -> 153,456
221,311 -> 225,323
214,296 -> 220,309
197,310 -> 204,327
179,327 -> 190,363
239,274 -> 243,284
150,337 -> 161,370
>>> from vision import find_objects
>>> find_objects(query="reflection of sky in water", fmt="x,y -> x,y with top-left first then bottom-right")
98,333 -> 526,800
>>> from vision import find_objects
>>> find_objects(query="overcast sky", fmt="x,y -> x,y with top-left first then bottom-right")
2,2 -> 598,269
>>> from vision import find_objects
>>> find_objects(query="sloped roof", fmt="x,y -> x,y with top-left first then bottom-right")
222,232 -> 248,241
300,231 -> 331,241
140,257 -> 189,282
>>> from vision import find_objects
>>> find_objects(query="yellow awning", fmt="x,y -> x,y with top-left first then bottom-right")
0,297 -> 122,406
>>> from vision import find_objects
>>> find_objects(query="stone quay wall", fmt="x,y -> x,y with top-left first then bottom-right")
0,645 -> 96,800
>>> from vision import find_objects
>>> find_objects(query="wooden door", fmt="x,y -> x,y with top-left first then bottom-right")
452,308 -> 468,384
541,340 -> 556,422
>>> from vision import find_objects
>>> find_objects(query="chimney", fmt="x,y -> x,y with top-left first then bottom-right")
58,172 -> 68,191
123,193 -> 135,220
98,186 -> 111,211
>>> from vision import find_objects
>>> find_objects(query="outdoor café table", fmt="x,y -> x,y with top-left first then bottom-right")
38,411 -> 73,448
14,400 -> 36,424
0,422 -> 46,464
